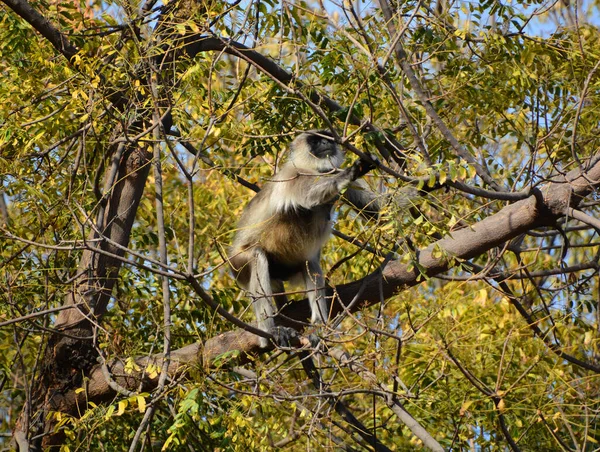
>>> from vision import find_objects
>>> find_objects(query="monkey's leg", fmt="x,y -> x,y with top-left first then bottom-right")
271,279 -> 289,311
249,248 -> 277,348
304,259 -> 328,324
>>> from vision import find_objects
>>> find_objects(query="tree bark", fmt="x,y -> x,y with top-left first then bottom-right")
5,0 -> 600,448
46,153 -> 600,416
3,0 -> 190,448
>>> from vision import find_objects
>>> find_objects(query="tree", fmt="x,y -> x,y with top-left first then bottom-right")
1,0 -> 600,450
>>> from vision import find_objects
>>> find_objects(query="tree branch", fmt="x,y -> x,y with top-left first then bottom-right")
1,0 -> 78,60
49,153 -> 600,416
376,0 -> 503,191
328,347 -> 444,452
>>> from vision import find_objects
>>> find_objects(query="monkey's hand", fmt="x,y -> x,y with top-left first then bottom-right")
349,154 -> 378,180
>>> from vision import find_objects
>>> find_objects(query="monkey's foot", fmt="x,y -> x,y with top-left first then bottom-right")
271,326 -> 301,348
307,333 -> 321,349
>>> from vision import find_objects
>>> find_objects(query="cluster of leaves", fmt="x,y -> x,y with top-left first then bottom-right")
2,0 -> 600,449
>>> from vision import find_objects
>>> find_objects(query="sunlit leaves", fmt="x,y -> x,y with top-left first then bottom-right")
2,0 -> 600,450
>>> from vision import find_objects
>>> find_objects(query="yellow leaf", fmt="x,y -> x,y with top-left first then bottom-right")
448,215 -> 458,229
75,387 -> 85,394
137,395 -> 147,413
439,170 -> 447,185
428,172 -> 436,187
460,400 -> 474,415
515,418 -> 523,428
475,288 -> 488,305
105,405 -> 115,420
124,357 -> 141,374
146,363 -> 159,379
497,399 -> 506,413
431,245 -> 444,259
116,400 -> 127,416
162,435 -> 174,451
468,165 -> 477,179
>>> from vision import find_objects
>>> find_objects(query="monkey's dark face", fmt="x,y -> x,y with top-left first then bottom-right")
289,130 -> 344,172
306,132 -> 338,159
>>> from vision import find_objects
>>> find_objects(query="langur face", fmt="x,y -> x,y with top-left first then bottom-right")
289,130 -> 344,173
306,132 -> 338,159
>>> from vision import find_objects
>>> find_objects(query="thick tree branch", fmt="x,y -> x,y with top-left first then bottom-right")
50,154 -> 600,416
332,156 -> 600,313
1,0 -> 78,60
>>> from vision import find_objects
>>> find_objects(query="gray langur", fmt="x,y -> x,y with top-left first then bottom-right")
229,130 -> 379,348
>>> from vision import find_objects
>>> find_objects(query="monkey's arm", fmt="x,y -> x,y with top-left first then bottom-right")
273,158 -> 376,211
343,180 -> 380,220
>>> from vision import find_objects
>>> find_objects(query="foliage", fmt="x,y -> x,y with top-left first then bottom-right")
1,0 -> 600,450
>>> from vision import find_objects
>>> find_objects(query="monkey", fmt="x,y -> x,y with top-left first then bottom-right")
229,130 -> 379,348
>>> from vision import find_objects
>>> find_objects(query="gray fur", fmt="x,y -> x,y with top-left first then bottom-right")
229,130 -> 378,348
